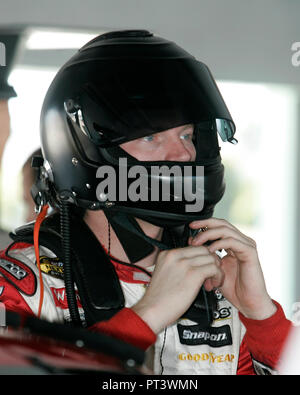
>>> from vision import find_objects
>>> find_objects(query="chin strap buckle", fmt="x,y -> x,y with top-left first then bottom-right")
30,155 -> 51,214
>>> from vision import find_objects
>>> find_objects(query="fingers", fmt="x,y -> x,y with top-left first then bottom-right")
180,253 -> 220,268
190,227 -> 254,248
159,247 -> 224,288
159,244 -> 212,261
134,245 -> 224,333
207,238 -> 257,265
190,217 -> 237,231
192,262 -> 224,289
189,218 -> 256,248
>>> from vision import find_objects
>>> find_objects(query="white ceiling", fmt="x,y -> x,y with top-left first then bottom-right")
0,0 -> 300,83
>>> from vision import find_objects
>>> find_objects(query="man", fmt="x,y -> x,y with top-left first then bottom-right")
0,30 -> 291,375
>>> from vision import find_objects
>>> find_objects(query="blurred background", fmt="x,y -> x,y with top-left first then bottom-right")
0,0 -> 299,318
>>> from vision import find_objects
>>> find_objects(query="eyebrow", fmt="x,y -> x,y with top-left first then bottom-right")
182,124 -> 194,131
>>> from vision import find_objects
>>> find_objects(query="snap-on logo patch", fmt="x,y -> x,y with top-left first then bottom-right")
177,324 -> 232,347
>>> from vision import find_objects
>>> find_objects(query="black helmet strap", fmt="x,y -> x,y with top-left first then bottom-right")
104,211 -> 167,263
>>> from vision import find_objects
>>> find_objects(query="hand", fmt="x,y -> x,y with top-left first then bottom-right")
189,218 -> 277,320
132,245 -> 224,334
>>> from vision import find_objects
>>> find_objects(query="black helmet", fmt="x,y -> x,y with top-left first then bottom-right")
39,30 -> 237,226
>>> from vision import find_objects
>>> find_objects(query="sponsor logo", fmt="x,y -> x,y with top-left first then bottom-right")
0,259 -> 27,280
178,352 -> 235,363
50,287 -> 82,309
213,307 -> 231,321
177,324 -> 232,347
39,256 -> 64,279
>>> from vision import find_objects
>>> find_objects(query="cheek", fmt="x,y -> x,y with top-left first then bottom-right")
120,139 -> 196,162
120,141 -> 162,161
120,141 -> 140,158
191,147 -> 197,161
185,141 -> 197,161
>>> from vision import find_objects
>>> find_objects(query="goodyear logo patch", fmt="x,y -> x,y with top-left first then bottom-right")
178,352 -> 235,364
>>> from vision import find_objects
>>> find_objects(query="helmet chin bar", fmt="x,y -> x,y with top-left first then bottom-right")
31,153 -> 224,228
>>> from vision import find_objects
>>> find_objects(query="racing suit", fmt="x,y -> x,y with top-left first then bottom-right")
0,238 -> 291,375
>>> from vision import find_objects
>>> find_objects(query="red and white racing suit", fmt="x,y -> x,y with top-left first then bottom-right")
0,241 -> 291,375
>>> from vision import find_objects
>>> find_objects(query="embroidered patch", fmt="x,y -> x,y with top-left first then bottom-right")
39,256 -> 64,279
177,324 -> 232,347
50,287 -> 82,309
213,306 -> 232,321
0,256 -> 36,296
0,259 -> 28,280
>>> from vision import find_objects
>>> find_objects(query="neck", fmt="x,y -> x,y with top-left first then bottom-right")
84,210 -> 163,268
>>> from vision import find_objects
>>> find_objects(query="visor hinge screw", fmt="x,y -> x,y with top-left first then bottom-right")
105,201 -> 115,208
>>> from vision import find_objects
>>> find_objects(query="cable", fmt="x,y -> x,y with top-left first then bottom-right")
60,200 -> 81,326
33,204 -> 49,318
109,256 -> 153,279
202,285 -> 211,325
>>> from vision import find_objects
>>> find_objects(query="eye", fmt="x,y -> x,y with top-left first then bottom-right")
180,133 -> 193,141
143,135 -> 154,142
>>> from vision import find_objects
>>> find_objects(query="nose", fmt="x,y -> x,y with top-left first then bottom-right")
164,139 -> 194,162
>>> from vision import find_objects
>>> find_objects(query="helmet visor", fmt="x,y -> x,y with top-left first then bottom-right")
71,58 -> 236,147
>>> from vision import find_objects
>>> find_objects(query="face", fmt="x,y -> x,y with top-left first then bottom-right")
120,124 -> 196,162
